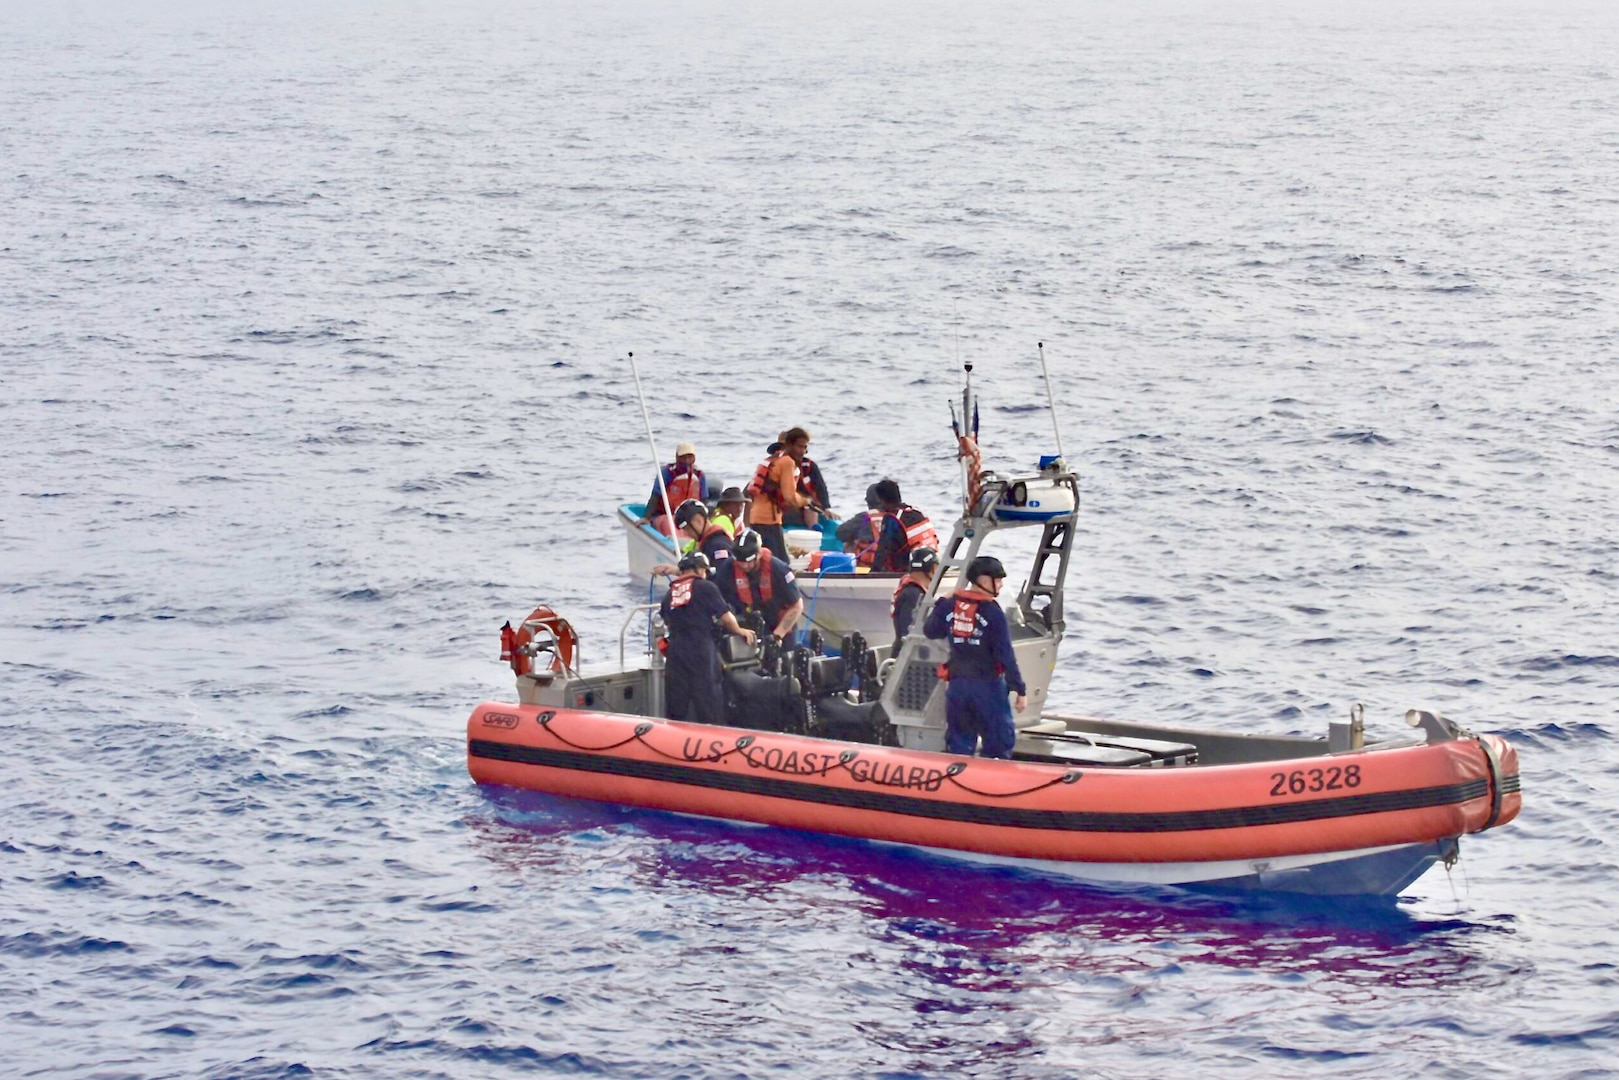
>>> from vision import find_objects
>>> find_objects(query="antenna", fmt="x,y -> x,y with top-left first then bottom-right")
628,352 -> 677,554
1037,341 -> 1066,465
952,297 -> 961,371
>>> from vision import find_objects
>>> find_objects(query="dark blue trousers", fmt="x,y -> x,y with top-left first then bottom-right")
944,676 -> 1017,758
666,649 -> 723,725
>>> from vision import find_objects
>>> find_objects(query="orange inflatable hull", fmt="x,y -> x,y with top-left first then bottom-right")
467,703 -> 1520,894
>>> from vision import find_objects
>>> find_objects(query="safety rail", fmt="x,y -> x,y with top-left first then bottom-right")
620,603 -> 662,668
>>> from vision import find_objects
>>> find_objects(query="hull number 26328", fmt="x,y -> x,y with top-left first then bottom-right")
1270,765 -> 1361,797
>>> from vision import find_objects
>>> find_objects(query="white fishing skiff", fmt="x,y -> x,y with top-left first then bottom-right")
617,503 -> 905,644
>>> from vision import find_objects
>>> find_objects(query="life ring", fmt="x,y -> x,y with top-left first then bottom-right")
500,606 -> 579,677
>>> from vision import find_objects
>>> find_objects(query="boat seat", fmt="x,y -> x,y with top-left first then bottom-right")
719,636 -> 760,667
1055,730 -> 1199,767
1082,733 -> 1199,767
1017,718 -> 1069,735
1014,738 -> 1150,768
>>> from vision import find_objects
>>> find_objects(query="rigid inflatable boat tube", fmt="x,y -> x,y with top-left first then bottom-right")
466,704 -> 1522,867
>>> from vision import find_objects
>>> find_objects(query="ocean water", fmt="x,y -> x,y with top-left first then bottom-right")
2,0 -> 1617,1075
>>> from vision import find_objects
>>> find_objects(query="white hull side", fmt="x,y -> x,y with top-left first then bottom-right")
650,805 -> 1449,896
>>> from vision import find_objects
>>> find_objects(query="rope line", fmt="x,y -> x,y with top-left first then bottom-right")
533,712 -> 1083,800
532,714 -> 646,754
941,765 -> 1082,799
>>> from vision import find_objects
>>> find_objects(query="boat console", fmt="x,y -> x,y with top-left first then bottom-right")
878,459 -> 1079,756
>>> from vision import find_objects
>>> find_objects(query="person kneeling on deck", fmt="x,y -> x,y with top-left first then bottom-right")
890,547 -> 938,652
923,555 -> 1027,759
723,529 -> 805,646
635,441 -> 708,538
651,499 -> 734,577
659,552 -> 755,725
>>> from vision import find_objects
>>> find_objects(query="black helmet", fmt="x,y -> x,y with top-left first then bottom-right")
965,555 -> 1006,582
678,551 -> 712,574
715,486 -> 746,506
733,530 -> 762,561
673,498 -> 707,528
909,547 -> 939,573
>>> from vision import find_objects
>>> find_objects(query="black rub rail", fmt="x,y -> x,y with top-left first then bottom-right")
470,740 -> 1509,835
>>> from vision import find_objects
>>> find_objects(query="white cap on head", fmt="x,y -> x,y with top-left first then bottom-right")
675,442 -> 697,457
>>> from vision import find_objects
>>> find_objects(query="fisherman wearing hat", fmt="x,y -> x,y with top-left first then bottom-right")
709,486 -> 748,540
635,441 -> 709,538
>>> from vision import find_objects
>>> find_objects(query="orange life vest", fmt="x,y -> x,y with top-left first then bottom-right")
745,454 -> 785,507
668,573 -> 699,609
950,594 -> 983,640
948,587 -> 998,644
896,505 -> 937,554
797,456 -> 819,499
851,511 -> 888,568
663,465 -> 704,508
731,549 -> 777,610
889,571 -> 930,618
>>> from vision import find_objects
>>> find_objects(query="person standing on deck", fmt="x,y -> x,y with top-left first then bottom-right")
923,555 -> 1027,759
890,547 -> 938,652
659,552 -> 754,725
721,529 -> 805,646
745,428 -> 814,563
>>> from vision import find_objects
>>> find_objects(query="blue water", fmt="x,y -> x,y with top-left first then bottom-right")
3,0 -> 1617,1075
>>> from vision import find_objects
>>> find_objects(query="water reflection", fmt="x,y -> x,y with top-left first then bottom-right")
468,784 -> 1514,998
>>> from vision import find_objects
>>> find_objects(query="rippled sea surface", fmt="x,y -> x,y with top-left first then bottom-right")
3,0 -> 1617,1075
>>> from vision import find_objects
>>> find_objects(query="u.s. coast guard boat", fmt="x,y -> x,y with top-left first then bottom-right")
472,365 -> 1521,897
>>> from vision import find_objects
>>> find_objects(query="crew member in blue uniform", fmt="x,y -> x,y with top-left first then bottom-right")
659,551 -> 755,724
649,498 -> 734,574
722,529 -> 805,645
923,555 -> 1027,758
890,546 -> 938,651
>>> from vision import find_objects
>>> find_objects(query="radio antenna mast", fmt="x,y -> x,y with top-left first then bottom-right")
1037,341 -> 1066,465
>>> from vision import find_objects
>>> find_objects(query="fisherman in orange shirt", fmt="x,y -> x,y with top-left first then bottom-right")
744,427 -> 814,563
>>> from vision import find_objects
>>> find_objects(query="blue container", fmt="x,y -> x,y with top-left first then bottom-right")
817,552 -> 856,574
